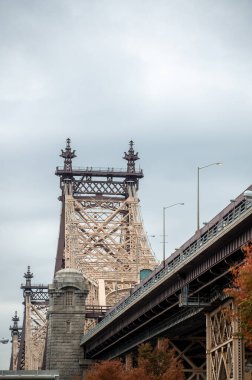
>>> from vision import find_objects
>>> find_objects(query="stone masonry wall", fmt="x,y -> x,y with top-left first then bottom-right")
45,269 -> 89,380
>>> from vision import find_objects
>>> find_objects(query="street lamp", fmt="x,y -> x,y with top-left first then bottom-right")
163,203 -> 184,264
197,162 -> 222,230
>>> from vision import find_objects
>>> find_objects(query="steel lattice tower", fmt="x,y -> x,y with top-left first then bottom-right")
11,139 -> 158,370
11,267 -> 49,370
55,139 -> 157,306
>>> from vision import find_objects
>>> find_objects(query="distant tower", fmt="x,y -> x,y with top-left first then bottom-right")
14,267 -> 49,370
55,139 -> 157,313
45,268 -> 89,380
9,311 -> 21,370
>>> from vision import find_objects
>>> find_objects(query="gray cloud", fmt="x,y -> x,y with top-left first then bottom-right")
0,0 -> 252,368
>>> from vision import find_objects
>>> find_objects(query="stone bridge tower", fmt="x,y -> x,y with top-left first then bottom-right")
45,268 -> 89,380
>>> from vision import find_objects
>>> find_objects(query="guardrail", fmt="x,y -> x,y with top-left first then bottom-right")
56,166 -> 143,174
82,199 -> 252,343
85,305 -> 112,313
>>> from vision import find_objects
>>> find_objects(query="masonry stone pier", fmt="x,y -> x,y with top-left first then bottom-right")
45,268 -> 89,380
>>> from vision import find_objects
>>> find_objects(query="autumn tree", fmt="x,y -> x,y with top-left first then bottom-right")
85,360 -> 125,380
85,339 -> 184,380
226,241 -> 252,347
122,367 -> 152,380
137,339 -> 185,380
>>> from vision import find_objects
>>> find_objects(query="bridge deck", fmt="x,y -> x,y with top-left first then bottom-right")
81,186 -> 252,359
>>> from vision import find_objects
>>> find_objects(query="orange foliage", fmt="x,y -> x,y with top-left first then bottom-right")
137,339 -> 185,380
226,241 -> 252,347
85,339 -> 184,380
122,367 -> 153,380
86,360 -> 125,380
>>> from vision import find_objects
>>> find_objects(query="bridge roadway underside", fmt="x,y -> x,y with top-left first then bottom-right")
82,212 -> 252,366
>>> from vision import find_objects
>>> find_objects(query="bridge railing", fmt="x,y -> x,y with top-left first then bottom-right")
56,166 -> 143,174
179,200 -> 248,262
82,199 -> 252,343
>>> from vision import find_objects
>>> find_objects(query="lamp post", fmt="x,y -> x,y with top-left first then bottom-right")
197,162 -> 222,230
163,203 -> 184,264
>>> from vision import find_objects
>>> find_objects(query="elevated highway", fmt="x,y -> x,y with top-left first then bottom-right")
81,187 -> 252,379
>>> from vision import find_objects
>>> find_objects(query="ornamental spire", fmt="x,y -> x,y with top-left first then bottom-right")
24,266 -> 33,288
60,138 -> 76,172
123,140 -> 139,173
10,311 -> 19,337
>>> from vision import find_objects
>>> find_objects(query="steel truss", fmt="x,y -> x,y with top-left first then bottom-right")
206,299 -> 243,380
14,267 -> 49,370
12,140 -> 157,370
169,339 -> 206,380
9,311 -> 22,370
56,139 -> 157,308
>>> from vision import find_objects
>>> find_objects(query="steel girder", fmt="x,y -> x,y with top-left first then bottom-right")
206,300 -> 243,380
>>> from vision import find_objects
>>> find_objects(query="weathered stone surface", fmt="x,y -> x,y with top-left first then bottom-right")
45,269 -> 89,380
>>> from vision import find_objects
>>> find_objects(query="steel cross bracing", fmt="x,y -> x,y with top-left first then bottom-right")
206,300 -> 243,380
55,139 -> 157,308
12,267 -> 49,371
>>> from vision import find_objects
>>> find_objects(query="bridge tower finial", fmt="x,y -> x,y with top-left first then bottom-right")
60,138 -> 76,172
24,266 -> 33,289
123,140 -> 139,173
10,311 -> 19,337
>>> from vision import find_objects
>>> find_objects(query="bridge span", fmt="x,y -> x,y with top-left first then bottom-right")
81,187 -> 252,379
7,141 -> 252,380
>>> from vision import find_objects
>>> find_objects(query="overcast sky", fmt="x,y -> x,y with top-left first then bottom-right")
1,0 -> 252,368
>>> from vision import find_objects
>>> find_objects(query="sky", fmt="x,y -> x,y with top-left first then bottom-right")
0,0 -> 252,368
